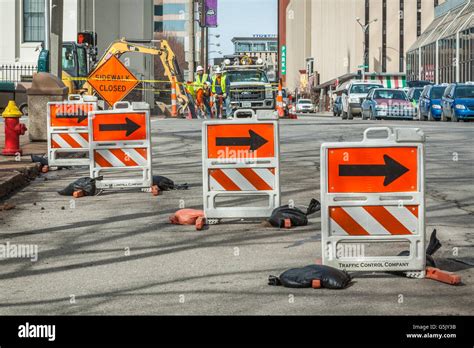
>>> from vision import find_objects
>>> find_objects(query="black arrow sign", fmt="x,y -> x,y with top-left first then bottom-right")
56,112 -> 88,123
339,155 -> 409,186
216,130 -> 268,151
99,117 -> 141,137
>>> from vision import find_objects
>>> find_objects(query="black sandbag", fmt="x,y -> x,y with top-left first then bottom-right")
58,177 -> 102,196
391,229 -> 441,275
267,199 -> 320,228
152,175 -> 189,191
31,154 -> 48,166
268,264 -> 352,289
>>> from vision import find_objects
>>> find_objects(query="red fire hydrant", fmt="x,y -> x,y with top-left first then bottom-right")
2,101 -> 27,156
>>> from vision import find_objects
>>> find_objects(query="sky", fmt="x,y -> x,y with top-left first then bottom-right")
208,0 -> 277,59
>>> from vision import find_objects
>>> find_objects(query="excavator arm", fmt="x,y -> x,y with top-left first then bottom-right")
87,39 -> 190,113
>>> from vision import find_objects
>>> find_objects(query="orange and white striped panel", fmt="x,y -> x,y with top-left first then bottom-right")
209,168 -> 275,191
329,205 -> 418,236
51,133 -> 89,149
94,148 -> 148,168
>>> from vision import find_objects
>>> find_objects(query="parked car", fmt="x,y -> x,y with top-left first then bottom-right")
441,82 -> 474,122
333,96 -> 342,116
407,80 -> 434,88
406,87 -> 424,111
296,99 -> 314,113
418,84 -> 448,121
361,88 -> 416,120
341,80 -> 384,120
0,81 -> 29,116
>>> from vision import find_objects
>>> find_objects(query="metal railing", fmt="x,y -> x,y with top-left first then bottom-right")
0,64 -> 37,82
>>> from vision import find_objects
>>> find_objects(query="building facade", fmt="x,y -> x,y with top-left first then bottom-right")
407,0 -> 474,83
0,0 -> 154,103
281,0 -> 448,93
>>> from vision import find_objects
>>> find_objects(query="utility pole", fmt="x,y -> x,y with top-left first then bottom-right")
50,0 -> 63,78
44,0 -> 50,51
356,17 -> 377,81
205,27 -> 209,70
188,0 -> 195,81
200,26 -> 206,68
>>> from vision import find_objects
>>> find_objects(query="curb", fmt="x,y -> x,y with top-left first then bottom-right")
0,163 -> 41,200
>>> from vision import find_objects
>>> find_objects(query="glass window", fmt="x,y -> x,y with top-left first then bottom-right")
430,87 -> 446,99
267,41 -> 278,51
349,84 -> 383,94
154,22 -> 163,32
236,43 -> 251,52
253,43 -> 266,52
163,4 -> 186,15
23,0 -> 45,42
454,86 -> 474,98
154,5 -> 163,16
163,20 -> 186,32
226,70 -> 268,83
62,46 -> 76,71
373,89 -> 408,100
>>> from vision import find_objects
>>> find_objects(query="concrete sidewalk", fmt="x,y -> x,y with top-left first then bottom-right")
0,121 -> 47,199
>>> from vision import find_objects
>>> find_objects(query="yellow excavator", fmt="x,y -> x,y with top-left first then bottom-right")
60,38 -> 190,114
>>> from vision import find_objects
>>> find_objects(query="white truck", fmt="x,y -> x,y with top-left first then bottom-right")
222,56 -> 275,116
341,80 -> 384,120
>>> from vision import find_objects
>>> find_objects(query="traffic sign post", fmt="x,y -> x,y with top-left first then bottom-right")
87,55 -> 139,107
202,110 -> 280,222
47,95 -> 97,167
321,127 -> 426,277
88,101 -> 152,190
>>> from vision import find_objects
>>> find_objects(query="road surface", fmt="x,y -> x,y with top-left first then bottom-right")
0,114 -> 472,315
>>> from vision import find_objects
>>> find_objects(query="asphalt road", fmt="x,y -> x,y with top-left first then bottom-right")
0,113 -> 473,315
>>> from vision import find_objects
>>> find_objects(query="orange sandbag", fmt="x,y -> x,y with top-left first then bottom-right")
169,209 -> 205,225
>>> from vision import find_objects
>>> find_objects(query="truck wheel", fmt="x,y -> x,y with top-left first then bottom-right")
347,108 -> 354,120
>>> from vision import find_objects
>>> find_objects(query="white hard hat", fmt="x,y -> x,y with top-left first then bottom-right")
215,67 -> 222,74
196,65 -> 204,72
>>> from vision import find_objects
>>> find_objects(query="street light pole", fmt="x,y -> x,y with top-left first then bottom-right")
356,17 -> 377,81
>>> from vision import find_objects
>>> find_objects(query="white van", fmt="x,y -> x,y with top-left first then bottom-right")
341,80 -> 384,120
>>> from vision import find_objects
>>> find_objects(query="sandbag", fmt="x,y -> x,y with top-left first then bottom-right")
153,175 -> 188,191
31,154 -> 48,166
268,264 -> 352,289
169,209 -> 205,225
267,198 -> 320,228
391,229 -> 441,276
58,177 -> 102,196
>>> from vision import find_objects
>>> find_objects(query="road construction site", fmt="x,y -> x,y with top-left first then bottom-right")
0,114 -> 472,315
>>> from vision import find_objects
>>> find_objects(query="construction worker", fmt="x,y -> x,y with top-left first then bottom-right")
196,81 -> 213,119
211,67 -> 231,118
194,66 -> 211,118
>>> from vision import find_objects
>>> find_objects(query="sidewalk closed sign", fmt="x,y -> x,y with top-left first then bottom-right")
87,55 -> 139,107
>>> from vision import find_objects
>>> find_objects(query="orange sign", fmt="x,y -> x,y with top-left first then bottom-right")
87,55 -> 139,107
49,103 -> 94,127
327,147 -> 418,193
207,124 -> 275,159
91,112 -> 147,142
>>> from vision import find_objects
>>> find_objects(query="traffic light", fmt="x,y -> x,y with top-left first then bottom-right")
77,31 -> 97,46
